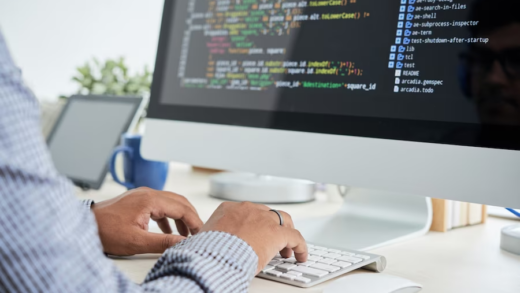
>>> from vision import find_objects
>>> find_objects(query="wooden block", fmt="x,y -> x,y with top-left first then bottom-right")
191,166 -> 224,173
481,205 -> 488,224
430,198 -> 449,232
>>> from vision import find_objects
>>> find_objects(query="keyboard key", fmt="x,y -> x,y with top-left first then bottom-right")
355,254 -> 371,260
327,248 -> 341,253
262,265 -> 275,273
296,261 -> 315,267
309,250 -> 327,256
316,258 -> 337,265
277,263 -> 297,271
322,253 -> 342,259
307,244 -> 315,248
291,266 -> 329,278
283,257 -> 297,264
266,270 -> 283,277
287,271 -> 303,276
307,255 -> 323,262
280,273 -> 295,281
268,260 -> 283,266
309,263 -> 341,273
340,251 -> 356,256
337,255 -> 363,264
307,249 -> 315,253
331,261 -> 352,268
294,276 -> 312,284
313,246 -> 328,251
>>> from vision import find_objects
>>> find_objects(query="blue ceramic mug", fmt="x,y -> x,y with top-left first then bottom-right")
110,133 -> 169,190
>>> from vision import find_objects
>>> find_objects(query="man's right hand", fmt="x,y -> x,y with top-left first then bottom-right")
200,202 -> 308,274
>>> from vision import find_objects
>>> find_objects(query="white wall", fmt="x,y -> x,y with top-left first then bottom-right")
0,0 -> 163,101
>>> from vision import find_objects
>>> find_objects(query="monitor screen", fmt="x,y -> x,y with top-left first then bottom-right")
148,0 -> 520,150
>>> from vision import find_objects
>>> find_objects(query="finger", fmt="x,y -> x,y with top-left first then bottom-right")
175,219 -> 189,237
280,247 -> 293,258
160,191 -> 200,216
268,210 -> 295,258
154,196 -> 204,235
283,228 -> 308,263
155,218 -> 173,234
278,210 -> 294,229
137,230 -> 186,254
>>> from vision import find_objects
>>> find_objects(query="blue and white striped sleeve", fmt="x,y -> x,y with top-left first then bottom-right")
0,31 -> 257,292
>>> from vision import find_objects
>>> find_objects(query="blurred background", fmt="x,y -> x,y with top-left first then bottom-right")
0,0 -> 163,102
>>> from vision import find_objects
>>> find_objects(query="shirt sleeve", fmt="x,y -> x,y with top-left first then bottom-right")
0,31 -> 257,293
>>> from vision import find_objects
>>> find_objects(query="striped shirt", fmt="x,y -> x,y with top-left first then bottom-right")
0,31 -> 257,292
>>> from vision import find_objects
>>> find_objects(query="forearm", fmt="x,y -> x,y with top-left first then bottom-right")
143,231 -> 257,292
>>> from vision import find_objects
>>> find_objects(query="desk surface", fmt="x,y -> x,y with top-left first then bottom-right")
77,163 -> 520,293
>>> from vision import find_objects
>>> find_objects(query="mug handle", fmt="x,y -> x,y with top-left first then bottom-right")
110,146 -> 135,189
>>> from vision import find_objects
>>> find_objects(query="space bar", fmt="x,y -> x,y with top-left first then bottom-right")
291,266 -> 329,278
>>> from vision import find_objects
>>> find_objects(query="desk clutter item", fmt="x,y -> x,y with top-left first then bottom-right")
430,198 -> 487,232
500,224 -> 520,256
110,133 -> 169,190
257,243 -> 386,288
46,95 -> 144,190
323,273 -> 422,293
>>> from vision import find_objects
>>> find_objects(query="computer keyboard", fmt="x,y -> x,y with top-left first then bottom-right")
257,243 -> 386,288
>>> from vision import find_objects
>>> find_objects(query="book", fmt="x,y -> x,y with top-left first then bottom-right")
446,200 -> 453,230
452,201 -> 461,228
468,203 -> 483,225
459,202 -> 469,227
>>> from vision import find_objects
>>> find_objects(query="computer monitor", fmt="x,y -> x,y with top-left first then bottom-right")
142,0 -> 520,248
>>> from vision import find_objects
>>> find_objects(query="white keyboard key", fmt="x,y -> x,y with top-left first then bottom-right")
337,255 -> 363,264
327,248 -> 341,253
316,258 -> 337,265
322,253 -> 342,259
294,276 -> 312,284
340,251 -> 356,256
268,260 -> 283,266
280,273 -> 295,281
331,261 -> 352,268
307,249 -> 315,253
287,271 -> 303,276
307,255 -> 323,262
309,250 -> 327,256
309,263 -> 341,273
307,244 -> 315,248
296,261 -> 315,267
283,257 -> 297,264
277,263 -> 297,271
275,253 -> 282,258
266,270 -> 283,277
291,266 -> 329,278
262,265 -> 275,273
313,246 -> 328,251
355,254 -> 371,260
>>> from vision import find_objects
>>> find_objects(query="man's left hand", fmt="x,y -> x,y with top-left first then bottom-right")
92,187 -> 203,255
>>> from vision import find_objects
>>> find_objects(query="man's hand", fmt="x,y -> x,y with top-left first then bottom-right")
200,202 -> 307,274
92,187 -> 203,256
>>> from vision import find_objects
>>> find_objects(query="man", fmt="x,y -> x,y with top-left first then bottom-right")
461,0 -> 520,126
0,30 -> 307,292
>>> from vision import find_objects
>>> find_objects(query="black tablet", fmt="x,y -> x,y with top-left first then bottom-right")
47,95 -> 144,190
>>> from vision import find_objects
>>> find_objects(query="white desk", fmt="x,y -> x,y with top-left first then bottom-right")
77,163 -> 520,293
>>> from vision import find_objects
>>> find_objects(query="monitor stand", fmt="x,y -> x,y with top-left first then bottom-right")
295,188 -> 433,251
209,172 -> 316,203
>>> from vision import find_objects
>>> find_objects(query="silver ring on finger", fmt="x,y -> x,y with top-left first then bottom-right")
269,209 -> 284,226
